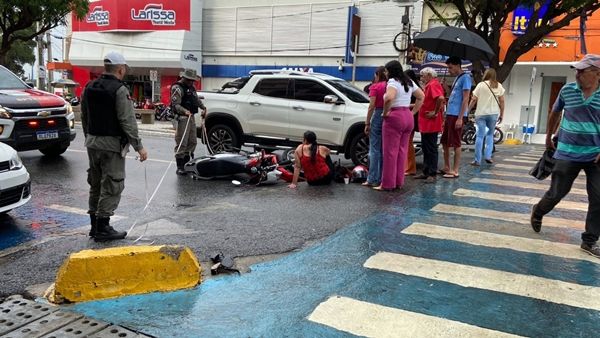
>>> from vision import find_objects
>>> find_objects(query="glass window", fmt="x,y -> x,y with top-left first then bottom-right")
293,79 -> 334,102
253,78 -> 289,98
0,67 -> 27,90
326,80 -> 369,103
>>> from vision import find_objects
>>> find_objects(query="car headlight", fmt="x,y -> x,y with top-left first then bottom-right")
9,152 -> 23,170
0,106 -> 11,119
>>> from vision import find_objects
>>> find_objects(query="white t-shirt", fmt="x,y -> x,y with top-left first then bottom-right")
387,79 -> 416,108
472,80 -> 505,116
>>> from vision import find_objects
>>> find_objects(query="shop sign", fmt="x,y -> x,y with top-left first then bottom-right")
72,0 -> 190,32
131,4 -> 176,26
86,6 -> 110,26
184,54 -> 198,62
512,1 -> 550,35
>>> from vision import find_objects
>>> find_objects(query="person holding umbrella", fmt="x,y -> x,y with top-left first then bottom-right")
440,56 -> 471,178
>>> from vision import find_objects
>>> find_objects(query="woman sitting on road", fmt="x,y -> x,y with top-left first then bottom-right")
288,131 -> 333,188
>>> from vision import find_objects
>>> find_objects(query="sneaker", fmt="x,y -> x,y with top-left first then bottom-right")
580,243 -> 600,258
530,204 -> 542,233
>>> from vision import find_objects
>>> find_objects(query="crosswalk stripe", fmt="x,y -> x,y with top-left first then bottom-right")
495,163 -> 533,171
46,204 -> 126,221
402,223 -> 597,264
513,155 -> 542,160
364,252 -> 600,311
308,296 -> 522,338
502,158 -> 538,164
469,178 -> 587,196
453,188 -> 588,212
519,151 -> 545,156
431,204 -> 584,229
480,170 -> 587,186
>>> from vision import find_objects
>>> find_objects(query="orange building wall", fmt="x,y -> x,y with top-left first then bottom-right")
499,10 -> 600,62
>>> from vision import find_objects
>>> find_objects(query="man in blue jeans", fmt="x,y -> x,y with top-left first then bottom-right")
531,54 -> 600,257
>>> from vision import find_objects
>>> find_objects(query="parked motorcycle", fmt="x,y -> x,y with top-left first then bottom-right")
184,148 -> 285,185
154,103 -> 175,121
462,118 -> 504,145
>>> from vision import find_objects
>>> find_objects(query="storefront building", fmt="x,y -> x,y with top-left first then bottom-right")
69,0 -> 203,106
68,0 -> 423,102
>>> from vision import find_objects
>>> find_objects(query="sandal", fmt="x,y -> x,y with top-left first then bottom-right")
373,185 -> 394,191
361,182 -> 373,187
443,173 -> 459,179
470,161 -> 480,166
485,159 -> 494,164
437,169 -> 450,175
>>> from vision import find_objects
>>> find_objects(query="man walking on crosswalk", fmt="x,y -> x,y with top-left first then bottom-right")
531,54 -> 600,258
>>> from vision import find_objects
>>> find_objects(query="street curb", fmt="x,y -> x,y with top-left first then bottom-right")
50,245 -> 201,303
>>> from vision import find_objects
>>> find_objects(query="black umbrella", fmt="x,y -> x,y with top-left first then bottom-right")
413,26 -> 494,62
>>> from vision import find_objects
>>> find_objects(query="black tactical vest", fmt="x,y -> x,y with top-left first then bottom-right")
85,74 -> 126,137
171,81 -> 199,115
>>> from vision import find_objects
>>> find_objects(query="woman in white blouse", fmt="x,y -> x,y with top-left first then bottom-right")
468,68 -> 505,165
374,60 -> 424,191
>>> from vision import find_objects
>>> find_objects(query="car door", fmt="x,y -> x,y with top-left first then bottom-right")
245,78 -> 290,139
288,79 -> 345,145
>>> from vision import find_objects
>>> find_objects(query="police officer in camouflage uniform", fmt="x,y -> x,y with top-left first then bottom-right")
171,69 -> 206,175
81,52 -> 149,241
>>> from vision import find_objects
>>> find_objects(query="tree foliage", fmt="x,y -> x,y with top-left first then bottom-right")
0,0 -> 89,67
4,27 -> 36,77
422,0 -> 600,82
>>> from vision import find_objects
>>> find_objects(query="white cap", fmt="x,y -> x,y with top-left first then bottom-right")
103,52 -> 127,65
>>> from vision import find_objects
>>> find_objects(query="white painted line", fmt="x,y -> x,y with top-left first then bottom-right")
514,155 -> 543,160
46,204 -> 126,221
66,149 -> 172,164
495,163 -> 534,171
519,151 -> 545,156
453,188 -> 587,212
502,158 -> 538,164
480,171 -> 587,186
431,204 -> 584,229
402,223 -> 598,264
308,296 -> 522,338
469,178 -> 587,196
364,252 -> 600,311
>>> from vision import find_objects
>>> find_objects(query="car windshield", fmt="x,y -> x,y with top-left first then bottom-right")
0,67 -> 27,90
326,80 -> 369,103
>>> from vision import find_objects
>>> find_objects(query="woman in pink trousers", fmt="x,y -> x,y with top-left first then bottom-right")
374,60 -> 424,191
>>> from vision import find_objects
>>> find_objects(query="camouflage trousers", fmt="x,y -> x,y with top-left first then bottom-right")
174,115 -> 197,158
87,148 -> 126,218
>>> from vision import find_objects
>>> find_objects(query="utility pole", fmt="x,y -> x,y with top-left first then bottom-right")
46,32 -> 53,93
36,23 -> 46,91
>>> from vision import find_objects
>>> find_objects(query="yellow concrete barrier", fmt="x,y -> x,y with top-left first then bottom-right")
51,245 -> 201,303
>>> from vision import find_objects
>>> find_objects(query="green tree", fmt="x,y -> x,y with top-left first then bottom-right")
422,0 -> 600,82
3,27 -> 36,77
0,0 -> 89,67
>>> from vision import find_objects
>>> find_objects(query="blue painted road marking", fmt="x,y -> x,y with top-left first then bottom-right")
69,157 -> 600,337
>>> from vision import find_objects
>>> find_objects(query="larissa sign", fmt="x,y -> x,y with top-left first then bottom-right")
73,0 -> 190,32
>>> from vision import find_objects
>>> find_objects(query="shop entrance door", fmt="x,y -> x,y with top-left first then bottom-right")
537,77 -> 565,134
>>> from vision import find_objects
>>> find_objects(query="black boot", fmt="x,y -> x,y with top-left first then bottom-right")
94,217 -> 126,241
175,157 -> 187,176
88,214 -> 97,237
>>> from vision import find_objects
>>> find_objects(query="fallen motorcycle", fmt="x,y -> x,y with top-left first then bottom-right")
184,149 -> 286,185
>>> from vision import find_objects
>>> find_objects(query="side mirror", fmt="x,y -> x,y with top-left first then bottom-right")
324,95 -> 343,105
70,97 -> 80,106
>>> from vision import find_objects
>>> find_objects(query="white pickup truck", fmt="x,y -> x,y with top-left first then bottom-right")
197,70 -> 371,165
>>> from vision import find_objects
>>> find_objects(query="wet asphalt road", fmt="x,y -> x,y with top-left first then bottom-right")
0,126 -> 393,297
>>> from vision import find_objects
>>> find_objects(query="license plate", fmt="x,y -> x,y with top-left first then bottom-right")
36,131 -> 59,140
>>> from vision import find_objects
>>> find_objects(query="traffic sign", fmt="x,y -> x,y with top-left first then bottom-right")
149,70 -> 158,82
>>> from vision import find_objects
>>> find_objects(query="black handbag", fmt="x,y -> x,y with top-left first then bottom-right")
529,149 -> 555,180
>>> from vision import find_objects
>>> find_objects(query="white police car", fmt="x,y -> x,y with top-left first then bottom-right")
0,142 -> 30,214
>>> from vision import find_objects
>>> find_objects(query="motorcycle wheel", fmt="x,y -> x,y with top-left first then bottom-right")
464,130 -> 476,145
494,127 -> 504,144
